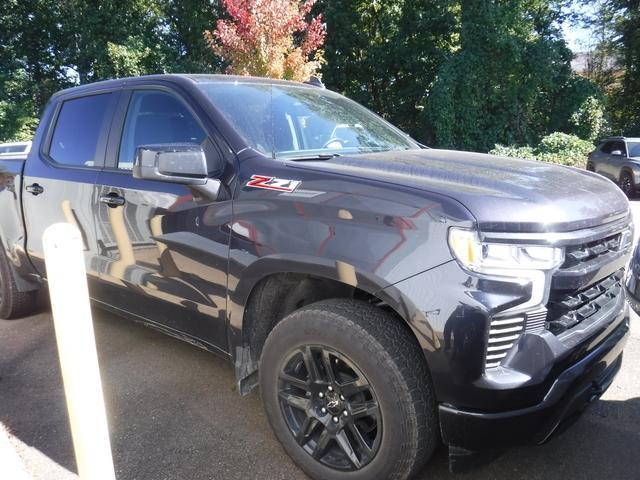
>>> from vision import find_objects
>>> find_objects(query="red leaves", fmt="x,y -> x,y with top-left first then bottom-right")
204,0 -> 326,82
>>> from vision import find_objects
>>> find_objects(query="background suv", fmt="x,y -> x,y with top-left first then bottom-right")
587,136 -> 640,196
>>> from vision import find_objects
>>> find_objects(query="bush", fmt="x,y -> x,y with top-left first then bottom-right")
568,96 -> 607,142
490,144 -> 537,161
490,132 -> 594,168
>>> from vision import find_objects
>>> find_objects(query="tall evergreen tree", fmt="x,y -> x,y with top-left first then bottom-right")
613,0 -> 640,135
320,0 -> 457,143
428,0 -> 587,151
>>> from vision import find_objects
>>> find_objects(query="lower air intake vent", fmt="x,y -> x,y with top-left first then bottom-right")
525,308 -> 548,333
485,316 -> 525,369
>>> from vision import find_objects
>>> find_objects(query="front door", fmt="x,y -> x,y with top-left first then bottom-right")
93,88 -> 233,350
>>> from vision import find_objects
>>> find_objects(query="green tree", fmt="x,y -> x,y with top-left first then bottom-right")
320,0 -> 457,143
428,0 -> 587,152
584,0 -> 640,136
0,0 -> 225,141
612,0 -> 640,135
0,0 -> 70,141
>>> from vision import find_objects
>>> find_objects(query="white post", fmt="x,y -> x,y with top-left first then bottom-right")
43,223 -> 116,480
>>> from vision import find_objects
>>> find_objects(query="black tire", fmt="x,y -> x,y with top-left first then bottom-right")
0,246 -> 38,319
620,171 -> 635,198
260,299 -> 438,480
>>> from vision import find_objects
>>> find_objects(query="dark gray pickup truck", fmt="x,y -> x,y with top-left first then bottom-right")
0,74 -> 634,480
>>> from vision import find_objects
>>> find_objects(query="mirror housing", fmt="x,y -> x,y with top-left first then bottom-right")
611,150 -> 624,156
134,143 -> 209,184
133,143 -> 222,201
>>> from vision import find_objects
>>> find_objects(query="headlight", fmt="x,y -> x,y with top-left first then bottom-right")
448,228 -> 565,313
448,228 -> 564,274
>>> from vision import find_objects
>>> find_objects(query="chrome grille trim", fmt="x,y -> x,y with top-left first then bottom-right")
485,316 -> 525,369
525,308 -> 547,333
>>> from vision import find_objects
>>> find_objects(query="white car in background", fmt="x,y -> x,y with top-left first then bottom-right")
0,141 -> 32,160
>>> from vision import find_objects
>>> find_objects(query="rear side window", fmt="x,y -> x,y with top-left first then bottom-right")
600,142 -> 614,153
612,141 -> 626,155
49,94 -> 113,167
117,90 -> 207,170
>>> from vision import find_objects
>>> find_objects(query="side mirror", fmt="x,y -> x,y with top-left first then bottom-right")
133,143 -> 221,201
611,150 -> 624,156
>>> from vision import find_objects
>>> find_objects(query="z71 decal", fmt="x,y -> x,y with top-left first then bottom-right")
246,175 -> 302,193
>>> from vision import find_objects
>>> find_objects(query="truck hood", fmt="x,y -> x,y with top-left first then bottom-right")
293,149 -> 630,233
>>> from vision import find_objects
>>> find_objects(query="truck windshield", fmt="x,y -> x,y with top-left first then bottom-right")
628,142 -> 640,157
197,82 -> 419,159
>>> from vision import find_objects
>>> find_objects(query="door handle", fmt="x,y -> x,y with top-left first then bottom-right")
25,183 -> 44,196
99,193 -> 126,208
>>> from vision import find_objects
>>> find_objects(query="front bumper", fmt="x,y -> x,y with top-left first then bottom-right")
439,315 -> 629,452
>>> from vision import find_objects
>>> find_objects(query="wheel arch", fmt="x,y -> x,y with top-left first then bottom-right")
228,256 -> 431,395
0,232 -> 40,293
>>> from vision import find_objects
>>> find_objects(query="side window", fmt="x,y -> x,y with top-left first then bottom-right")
600,142 -> 613,154
49,93 -> 113,167
118,90 -> 207,170
612,141 -> 626,156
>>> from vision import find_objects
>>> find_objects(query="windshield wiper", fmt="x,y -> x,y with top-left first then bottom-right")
282,153 -> 342,162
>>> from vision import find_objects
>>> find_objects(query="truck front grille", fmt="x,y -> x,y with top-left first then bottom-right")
546,270 -> 624,335
483,217 -> 632,371
561,233 -> 622,268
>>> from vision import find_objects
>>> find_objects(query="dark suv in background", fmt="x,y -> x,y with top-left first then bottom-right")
587,136 -> 640,196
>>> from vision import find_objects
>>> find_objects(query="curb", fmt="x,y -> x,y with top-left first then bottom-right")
0,424 -> 32,480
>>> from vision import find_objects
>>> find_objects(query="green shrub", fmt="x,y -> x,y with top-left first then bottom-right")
490,132 -> 594,168
490,144 -> 537,161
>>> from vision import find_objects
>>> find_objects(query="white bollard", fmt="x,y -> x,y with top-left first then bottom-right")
43,223 -> 116,480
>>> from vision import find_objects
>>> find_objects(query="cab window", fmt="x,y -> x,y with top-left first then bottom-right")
49,93 -> 113,167
118,90 -> 207,170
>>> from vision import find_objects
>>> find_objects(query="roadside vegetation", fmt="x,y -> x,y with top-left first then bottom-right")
1,0 -> 638,167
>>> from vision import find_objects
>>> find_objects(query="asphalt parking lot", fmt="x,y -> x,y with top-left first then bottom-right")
1,204 -> 640,480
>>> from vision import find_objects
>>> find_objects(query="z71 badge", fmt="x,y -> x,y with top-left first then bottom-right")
246,175 -> 302,193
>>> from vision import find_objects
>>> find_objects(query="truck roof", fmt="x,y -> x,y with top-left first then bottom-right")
600,136 -> 640,142
50,74 -> 319,100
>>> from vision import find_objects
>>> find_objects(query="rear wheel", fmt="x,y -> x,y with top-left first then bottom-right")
0,246 -> 38,319
620,171 -> 635,197
260,299 -> 438,480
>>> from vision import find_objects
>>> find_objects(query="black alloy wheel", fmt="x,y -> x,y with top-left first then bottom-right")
621,171 -> 635,197
260,299 -> 438,480
278,345 -> 381,470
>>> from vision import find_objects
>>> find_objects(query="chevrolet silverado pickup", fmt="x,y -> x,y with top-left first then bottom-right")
0,75 -> 633,480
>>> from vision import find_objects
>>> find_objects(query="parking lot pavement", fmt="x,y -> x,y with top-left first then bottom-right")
1,204 -> 640,480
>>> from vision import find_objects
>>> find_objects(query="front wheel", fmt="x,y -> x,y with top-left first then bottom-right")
620,171 -> 635,197
260,299 -> 438,480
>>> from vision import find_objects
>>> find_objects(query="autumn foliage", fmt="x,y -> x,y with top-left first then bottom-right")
204,0 -> 326,82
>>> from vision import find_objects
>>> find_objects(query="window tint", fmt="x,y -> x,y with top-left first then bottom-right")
612,141 -> 626,155
600,142 -> 614,154
118,91 -> 207,170
49,94 -> 112,167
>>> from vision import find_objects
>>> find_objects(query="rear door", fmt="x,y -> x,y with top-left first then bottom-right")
92,86 -> 233,350
22,90 -> 120,279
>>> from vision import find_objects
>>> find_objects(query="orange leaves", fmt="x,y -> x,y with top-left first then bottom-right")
204,0 -> 326,82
